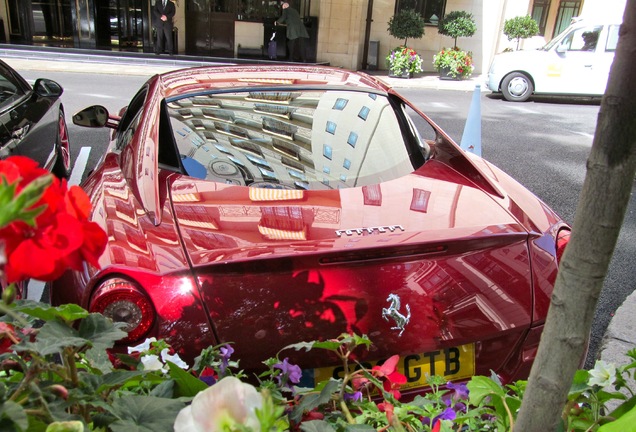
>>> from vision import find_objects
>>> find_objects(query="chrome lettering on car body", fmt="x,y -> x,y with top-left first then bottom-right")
382,293 -> 411,337
335,225 -> 405,237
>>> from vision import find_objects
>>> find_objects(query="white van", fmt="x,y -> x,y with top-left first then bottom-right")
486,18 -> 621,102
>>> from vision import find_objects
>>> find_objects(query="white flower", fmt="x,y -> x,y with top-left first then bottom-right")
161,348 -> 189,370
588,360 -> 617,388
140,354 -> 165,372
174,377 -> 263,432
128,337 -> 157,354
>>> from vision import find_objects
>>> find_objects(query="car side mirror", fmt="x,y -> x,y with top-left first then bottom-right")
33,78 -> 63,98
73,105 -> 110,128
555,44 -> 567,54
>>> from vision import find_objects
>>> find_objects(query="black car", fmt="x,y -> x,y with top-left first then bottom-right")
0,59 -> 71,178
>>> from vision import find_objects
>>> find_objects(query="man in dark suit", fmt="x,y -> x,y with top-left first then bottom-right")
153,0 -> 176,55
275,1 -> 309,62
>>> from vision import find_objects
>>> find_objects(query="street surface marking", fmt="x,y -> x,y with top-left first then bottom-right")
28,280 -> 45,302
69,146 -> 91,186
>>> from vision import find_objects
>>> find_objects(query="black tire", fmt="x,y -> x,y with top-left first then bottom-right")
501,72 -> 534,102
52,108 -> 72,179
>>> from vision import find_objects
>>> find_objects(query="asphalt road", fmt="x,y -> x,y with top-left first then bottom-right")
18,69 -> 636,369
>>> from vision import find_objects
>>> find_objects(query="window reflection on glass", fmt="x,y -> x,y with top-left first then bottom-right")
394,0 -> 447,24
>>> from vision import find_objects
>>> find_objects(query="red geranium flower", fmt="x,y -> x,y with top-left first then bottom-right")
0,156 -> 107,283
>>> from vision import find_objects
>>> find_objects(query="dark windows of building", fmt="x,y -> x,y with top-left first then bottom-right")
554,1 -> 581,36
394,0 -> 447,25
531,0 -> 550,35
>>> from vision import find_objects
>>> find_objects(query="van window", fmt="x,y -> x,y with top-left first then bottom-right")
605,25 -> 620,52
561,25 -> 602,51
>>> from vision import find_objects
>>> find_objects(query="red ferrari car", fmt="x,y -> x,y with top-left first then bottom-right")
53,65 -> 570,397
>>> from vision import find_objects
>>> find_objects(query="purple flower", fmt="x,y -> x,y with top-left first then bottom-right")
219,344 -> 234,375
437,407 -> 456,422
422,406 -> 457,427
447,381 -> 469,402
273,357 -> 302,385
344,391 -> 363,402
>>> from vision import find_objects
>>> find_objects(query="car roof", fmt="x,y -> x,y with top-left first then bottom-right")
157,65 -> 393,97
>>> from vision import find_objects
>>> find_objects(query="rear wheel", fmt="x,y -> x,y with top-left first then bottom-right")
501,72 -> 534,102
52,109 -> 71,179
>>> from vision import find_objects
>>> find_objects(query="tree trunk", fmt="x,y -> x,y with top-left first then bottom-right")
514,2 -> 636,431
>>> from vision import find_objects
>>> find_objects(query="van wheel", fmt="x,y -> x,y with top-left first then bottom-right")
501,72 -> 533,102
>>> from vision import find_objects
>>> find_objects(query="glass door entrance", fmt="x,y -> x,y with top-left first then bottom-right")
95,0 -> 145,50
31,0 -> 73,46
185,0 -> 235,57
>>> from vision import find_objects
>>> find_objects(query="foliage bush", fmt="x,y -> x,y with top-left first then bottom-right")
386,46 -> 423,76
437,10 -> 477,49
503,15 -> 540,50
432,47 -> 474,79
387,8 -> 425,47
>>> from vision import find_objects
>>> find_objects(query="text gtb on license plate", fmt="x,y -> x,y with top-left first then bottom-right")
312,343 -> 475,390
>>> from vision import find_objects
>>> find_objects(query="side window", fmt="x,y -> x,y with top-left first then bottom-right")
562,26 -> 602,52
116,87 -> 148,150
0,69 -> 25,111
605,25 -> 620,52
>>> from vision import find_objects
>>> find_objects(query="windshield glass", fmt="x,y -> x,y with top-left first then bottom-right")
164,89 -> 428,190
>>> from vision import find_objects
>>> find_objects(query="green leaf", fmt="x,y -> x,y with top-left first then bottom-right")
150,380 -> 176,399
14,301 -> 89,323
80,370 -> 146,394
568,369 -> 592,399
108,395 -> 185,432
0,401 -> 28,431
291,379 -> 340,424
598,402 -> 636,432
283,340 -> 340,353
45,421 -> 84,432
0,174 -> 51,228
78,313 -> 127,347
608,394 -> 636,420
13,320 -> 86,356
167,361 -> 208,398
467,376 -> 506,405
299,420 -> 337,432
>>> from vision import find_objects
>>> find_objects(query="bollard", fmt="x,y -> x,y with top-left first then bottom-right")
460,84 -> 482,157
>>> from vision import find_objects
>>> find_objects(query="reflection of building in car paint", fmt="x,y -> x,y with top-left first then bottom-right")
166,89 -> 427,190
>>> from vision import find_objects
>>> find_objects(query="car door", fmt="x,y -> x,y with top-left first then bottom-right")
0,62 -> 63,170
550,24 -> 606,95
0,62 -> 30,161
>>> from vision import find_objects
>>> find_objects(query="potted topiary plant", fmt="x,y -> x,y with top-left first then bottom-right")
386,9 -> 425,78
503,15 -> 540,50
434,10 -> 477,80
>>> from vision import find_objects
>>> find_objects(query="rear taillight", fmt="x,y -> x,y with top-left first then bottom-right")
556,229 -> 571,264
89,278 -> 155,343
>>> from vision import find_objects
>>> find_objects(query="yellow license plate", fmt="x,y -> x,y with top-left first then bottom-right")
312,343 -> 475,391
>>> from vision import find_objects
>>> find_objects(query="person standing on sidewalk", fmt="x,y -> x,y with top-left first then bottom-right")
275,1 -> 309,62
153,0 -> 176,55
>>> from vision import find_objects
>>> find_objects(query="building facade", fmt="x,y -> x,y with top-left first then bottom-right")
0,0 -> 627,74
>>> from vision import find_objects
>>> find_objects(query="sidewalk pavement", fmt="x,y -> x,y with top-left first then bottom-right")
1,46 -> 632,375
0,46 -> 486,92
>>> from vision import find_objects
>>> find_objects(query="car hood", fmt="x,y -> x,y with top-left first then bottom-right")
167,159 -> 535,376
491,49 -> 553,71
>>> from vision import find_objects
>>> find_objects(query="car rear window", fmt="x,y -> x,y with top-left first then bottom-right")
164,89 -> 428,190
